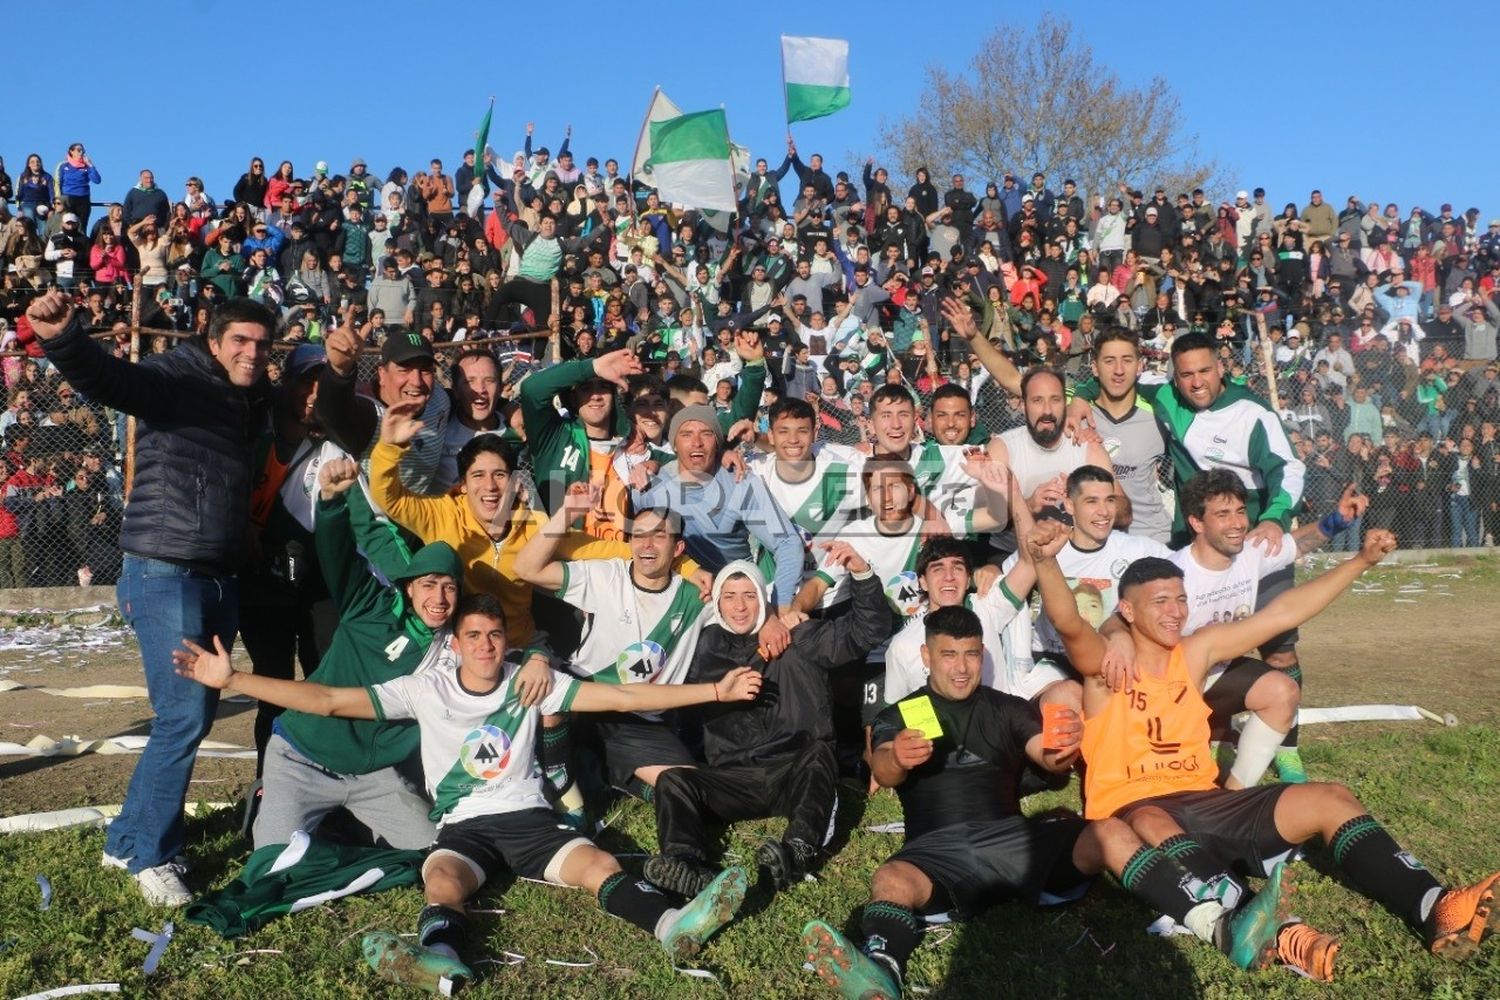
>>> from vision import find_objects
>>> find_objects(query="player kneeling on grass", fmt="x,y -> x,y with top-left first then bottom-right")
803,603 -> 1313,1000
174,594 -> 762,994
1030,521 -> 1500,981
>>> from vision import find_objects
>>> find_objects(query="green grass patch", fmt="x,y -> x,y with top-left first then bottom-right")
3,727 -> 1498,998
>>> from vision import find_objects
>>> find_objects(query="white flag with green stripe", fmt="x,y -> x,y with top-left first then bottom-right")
781,35 -> 851,123
644,109 -> 737,212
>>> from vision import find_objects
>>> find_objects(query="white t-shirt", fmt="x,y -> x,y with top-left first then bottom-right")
1169,535 -> 1295,685
815,515 -> 926,618
558,559 -> 705,719
368,663 -> 580,827
1003,531 -> 1174,657
883,584 -> 1025,704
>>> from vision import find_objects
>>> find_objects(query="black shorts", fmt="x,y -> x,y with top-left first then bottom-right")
427,808 -> 591,888
1116,785 -> 1299,878
1254,563 -> 1298,655
591,713 -> 697,788
890,815 -> 1090,919
1203,657 -> 1277,740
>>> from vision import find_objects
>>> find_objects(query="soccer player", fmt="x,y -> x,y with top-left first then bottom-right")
801,605 -> 1298,1000
174,593 -> 763,993
1086,330 -> 1172,543
515,486 -> 707,799
1031,522 -> 1500,980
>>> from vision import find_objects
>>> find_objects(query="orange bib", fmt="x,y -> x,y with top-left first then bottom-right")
1081,645 -> 1217,819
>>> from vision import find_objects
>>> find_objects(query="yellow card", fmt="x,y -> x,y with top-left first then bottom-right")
898,695 -> 944,740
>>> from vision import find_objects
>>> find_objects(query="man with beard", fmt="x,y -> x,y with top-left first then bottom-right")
989,367 -> 1114,518
1070,332 -> 1307,777
315,321 -> 453,496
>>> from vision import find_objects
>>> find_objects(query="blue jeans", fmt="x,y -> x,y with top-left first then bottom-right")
1450,495 -> 1480,548
107,554 -> 239,872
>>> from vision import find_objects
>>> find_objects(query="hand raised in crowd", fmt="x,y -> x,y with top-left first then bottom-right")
1027,472 -> 1066,512
972,564 -> 1001,597
962,448 -> 1009,495
1357,528 -> 1397,566
820,540 -> 871,575
892,728 -> 934,770
380,400 -> 426,447
561,481 -> 601,526
317,457 -> 361,500
939,296 -> 978,340
512,651 -> 555,708
1023,519 -> 1069,563
324,310 -> 363,377
627,460 -> 659,491
689,569 -> 714,601
733,329 -> 765,364
592,348 -> 643,389
1336,483 -> 1369,523
24,290 -> 75,341
715,666 -> 764,703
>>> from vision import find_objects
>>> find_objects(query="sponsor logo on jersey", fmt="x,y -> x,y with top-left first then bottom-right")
1111,559 -> 1131,577
616,640 -> 666,683
459,724 -> 512,780
885,570 -> 925,618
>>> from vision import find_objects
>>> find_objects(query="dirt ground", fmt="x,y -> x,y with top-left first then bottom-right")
1,564 -> 1496,817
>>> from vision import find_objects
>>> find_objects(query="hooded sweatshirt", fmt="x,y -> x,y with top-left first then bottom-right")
688,560 -> 889,766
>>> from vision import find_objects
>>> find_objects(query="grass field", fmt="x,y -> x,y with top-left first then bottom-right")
2,561 -> 1499,999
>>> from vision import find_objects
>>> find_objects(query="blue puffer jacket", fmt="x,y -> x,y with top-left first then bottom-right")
41,314 -> 269,573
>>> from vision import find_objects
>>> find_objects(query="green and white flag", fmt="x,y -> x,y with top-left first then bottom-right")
466,97 -> 494,218
781,35 -> 851,123
632,87 -> 682,187
644,109 -> 737,212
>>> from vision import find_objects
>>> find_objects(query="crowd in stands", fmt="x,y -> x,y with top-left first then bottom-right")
4,137 -> 1500,591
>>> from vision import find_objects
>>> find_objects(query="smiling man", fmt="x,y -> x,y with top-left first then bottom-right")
26,290 -> 275,906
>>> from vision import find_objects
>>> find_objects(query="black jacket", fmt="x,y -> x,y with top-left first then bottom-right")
40,314 -> 268,573
687,570 -> 890,766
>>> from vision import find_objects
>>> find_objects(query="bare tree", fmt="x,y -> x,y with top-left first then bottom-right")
879,16 -> 1220,201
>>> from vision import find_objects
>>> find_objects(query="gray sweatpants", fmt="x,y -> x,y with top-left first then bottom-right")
253,733 -> 436,851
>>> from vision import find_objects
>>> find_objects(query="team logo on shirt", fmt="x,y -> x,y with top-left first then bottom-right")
615,640 -> 666,683
459,724 -> 512,780
885,571 -> 925,618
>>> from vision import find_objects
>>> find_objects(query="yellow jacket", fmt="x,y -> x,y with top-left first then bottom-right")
368,440 -> 696,646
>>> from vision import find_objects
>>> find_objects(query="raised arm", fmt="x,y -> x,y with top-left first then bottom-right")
569,666 -> 762,714
27,293 -> 174,422
314,321 -> 379,456
173,636 -> 376,719
367,403 -> 457,541
1188,530 -> 1395,676
942,295 -> 1021,396
513,484 -> 595,591
1028,521 -> 1109,673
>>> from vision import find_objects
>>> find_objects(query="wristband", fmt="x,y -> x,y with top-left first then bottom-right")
1318,511 -> 1352,537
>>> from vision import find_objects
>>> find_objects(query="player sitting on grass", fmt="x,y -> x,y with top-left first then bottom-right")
801,604 -> 1301,1000
174,594 -> 763,994
1031,521 -> 1500,981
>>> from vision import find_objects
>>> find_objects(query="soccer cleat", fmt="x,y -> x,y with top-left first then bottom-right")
1219,862 -> 1296,970
1426,872 -> 1500,961
756,837 -> 818,891
661,865 -> 748,961
1275,921 -> 1340,981
363,930 -> 473,995
801,920 -> 900,1000
643,853 -> 721,899
1273,748 -> 1308,784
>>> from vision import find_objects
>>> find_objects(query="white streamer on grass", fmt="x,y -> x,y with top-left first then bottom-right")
35,874 -> 51,911
129,922 -> 173,975
8,985 -> 122,1000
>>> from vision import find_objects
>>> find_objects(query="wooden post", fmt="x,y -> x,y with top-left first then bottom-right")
1256,311 -> 1281,411
549,277 -> 561,363
123,271 -> 144,502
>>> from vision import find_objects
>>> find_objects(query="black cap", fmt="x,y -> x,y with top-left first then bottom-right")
380,331 -> 435,366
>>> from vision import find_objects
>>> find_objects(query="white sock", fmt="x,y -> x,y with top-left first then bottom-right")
1229,714 -> 1288,788
1183,900 -> 1225,943
653,906 -> 682,943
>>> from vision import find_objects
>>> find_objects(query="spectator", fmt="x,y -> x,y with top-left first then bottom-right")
56,143 -> 101,230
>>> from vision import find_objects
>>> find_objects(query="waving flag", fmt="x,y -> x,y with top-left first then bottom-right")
644,109 -> 737,212
781,35 -> 851,123
466,98 -> 494,218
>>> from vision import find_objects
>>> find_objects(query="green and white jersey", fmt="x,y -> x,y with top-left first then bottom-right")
750,449 -> 864,585
558,559 -> 706,719
816,515 -> 924,659
367,663 -> 581,827
925,441 -> 990,534
1093,399 -> 1173,544
1001,530 -> 1173,658
883,583 -> 1025,705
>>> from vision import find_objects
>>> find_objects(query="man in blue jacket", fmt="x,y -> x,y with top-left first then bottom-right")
26,289 -> 274,907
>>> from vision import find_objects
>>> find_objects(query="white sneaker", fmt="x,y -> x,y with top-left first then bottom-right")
132,861 -> 193,907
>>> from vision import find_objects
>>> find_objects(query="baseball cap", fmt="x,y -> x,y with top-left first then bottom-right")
921,266 -> 935,276
1235,190 -> 1249,200
286,343 -> 327,378
62,213 -> 79,224
380,331 -> 435,366
314,161 -> 329,174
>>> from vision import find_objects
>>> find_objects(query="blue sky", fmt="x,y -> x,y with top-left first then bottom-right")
5,0 -> 1490,218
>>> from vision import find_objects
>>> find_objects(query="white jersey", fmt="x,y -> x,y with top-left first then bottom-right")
998,425 -> 1093,497
924,442 -> 989,533
816,515 -> 925,662
558,559 -> 706,719
1003,530 -> 1173,658
751,448 -> 865,555
368,662 -> 580,827
1169,537 -> 1295,635
884,584 -> 1025,704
